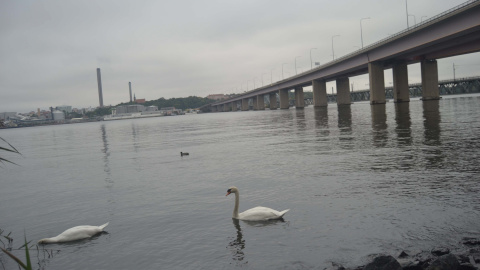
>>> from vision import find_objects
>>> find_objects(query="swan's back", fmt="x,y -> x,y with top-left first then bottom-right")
239,206 -> 289,221
38,222 -> 109,244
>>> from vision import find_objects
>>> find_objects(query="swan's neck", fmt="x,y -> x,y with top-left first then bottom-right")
233,191 -> 240,219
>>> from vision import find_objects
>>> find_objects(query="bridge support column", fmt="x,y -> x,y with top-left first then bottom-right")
313,79 -> 327,107
421,59 -> 440,101
211,106 -> 217,112
336,77 -> 351,106
392,62 -> 410,103
241,98 -> 249,111
224,104 -> 229,112
257,94 -> 265,110
279,89 -> 289,109
294,87 -> 305,108
231,101 -> 237,112
368,62 -> 386,105
252,96 -> 258,110
269,93 -> 277,109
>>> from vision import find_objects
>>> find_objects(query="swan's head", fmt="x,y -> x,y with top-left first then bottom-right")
226,186 -> 238,196
38,238 -> 53,244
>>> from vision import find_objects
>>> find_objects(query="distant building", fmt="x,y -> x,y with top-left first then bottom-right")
135,99 -> 146,104
206,94 -> 226,100
56,106 -> 72,113
52,110 -> 65,121
0,112 -> 17,120
115,105 -> 146,114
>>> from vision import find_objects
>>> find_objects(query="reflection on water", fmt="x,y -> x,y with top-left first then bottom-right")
394,102 -> 412,146
337,105 -> 352,132
371,104 -> 388,147
314,107 -> 329,128
337,106 -> 353,149
295,109 -> 306,131
227,219 -> 246,265
422,100 -> 443,168
423,100 -> 441,146
100,124 -> 112,185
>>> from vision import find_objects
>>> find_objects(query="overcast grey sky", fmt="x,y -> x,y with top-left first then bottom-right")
1,0 -> 479,113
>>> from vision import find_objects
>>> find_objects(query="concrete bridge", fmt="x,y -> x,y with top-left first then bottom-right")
206,0 -> 480,113
306,76 -> 480,105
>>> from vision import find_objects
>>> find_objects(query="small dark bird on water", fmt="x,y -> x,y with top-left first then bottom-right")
181,152 -> 189,156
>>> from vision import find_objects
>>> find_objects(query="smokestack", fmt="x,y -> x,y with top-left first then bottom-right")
129,82 -> 133,103
96,68 -> 104,107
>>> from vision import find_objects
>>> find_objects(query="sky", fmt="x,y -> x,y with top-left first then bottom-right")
1,0 -> 479,113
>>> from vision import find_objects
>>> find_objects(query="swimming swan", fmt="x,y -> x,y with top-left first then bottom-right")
38,222 -> 109,244
226,186 -> 289,221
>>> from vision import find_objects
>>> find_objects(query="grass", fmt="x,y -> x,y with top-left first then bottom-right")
0,137 -> 21,166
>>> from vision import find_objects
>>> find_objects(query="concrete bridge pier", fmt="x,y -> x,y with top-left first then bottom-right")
421,59 -> 440,101
313,79 -> 327,107
336,77 -> 351,106
392,61 -> 410,103
257,94 -> 265,110
269,93 -> 277,110
369,62 -> 386,105
252,96 -> 258,110
241,98 -> 249,111
231,101 -> 237,112
279,89 -> 289,109
295,87 -> 305,108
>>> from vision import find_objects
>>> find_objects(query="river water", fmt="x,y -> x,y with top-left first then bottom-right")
1,94 -> 479,269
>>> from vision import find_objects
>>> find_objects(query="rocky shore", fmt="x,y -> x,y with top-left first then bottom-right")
324,237 -> 480,270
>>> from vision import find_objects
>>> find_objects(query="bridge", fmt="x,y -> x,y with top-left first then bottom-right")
306,76 -> 480,105
204,0 -> 480,113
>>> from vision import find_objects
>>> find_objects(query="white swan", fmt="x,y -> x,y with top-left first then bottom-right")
226,186 -> 289,221
38,222 -> 109,244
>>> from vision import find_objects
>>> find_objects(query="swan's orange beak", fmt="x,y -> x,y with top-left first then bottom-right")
226,191 -> 231,196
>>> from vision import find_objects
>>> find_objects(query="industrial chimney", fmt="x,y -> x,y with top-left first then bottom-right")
129,82 -> 133,103
96,68 -> 104,107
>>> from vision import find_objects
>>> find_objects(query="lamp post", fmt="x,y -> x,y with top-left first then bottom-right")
360,17 -> 370,48
408,14 -> 416,26
271,69 -> 274,84
262,73 -> 267,86
310,48 -> 317,69
405,0 -> 409,29
453,63 -> 458,82
282,63 -> 288,79
421,16 -> 427,22
295,56 -> 301,75
253,77 -> 256,89
332,35 -> 340,60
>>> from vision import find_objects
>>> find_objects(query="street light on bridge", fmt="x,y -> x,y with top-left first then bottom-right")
295,56 -> 301,75
360,17 -> 371,48
331,35 -> 340,60
282,63 -> 288,79
310,48 -> 317,69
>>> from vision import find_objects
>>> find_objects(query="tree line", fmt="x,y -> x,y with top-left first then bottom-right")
86,96 -> 215,117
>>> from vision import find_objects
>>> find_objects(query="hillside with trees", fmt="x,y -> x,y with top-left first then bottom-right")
87,96 -> 215,117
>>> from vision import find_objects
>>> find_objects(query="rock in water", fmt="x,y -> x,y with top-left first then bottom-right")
363,255 -> 402,270
426,253 -> 460,270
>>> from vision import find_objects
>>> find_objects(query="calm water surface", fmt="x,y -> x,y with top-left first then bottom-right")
1,94 -> 479,269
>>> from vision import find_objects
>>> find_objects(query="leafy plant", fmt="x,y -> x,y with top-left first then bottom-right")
0,137 -> 20,166
1,236 -> 32,270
